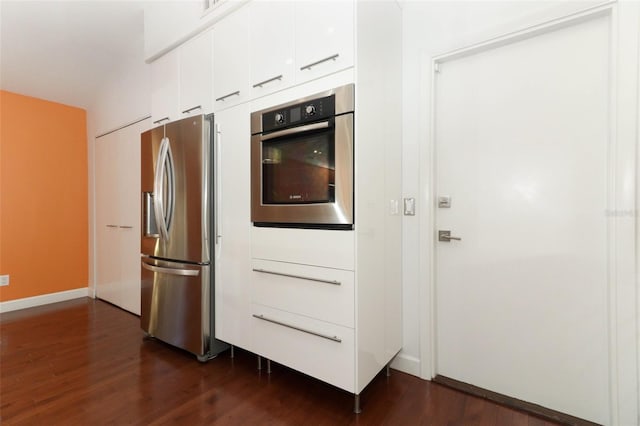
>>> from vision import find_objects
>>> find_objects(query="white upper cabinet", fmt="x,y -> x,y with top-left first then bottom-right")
294,0 -> 354,84
212,6 -> 250,111
180,30 -> 213,116
248,0 -> 295,98
150,49 -> 180,126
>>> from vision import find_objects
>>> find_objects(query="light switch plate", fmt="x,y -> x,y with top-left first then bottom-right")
404,198 -> 416,215
389,199 -> 400,215
0,275 -> 9,286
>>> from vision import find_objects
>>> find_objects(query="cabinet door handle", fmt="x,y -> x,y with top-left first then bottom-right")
214,123 -> 222,254
300,53 -> 339,71
215,91 -> 240,102
153,116 -> 170,125
252,314 -> 342,343
252,268 -> 341,286
252,74 -> 283,88
119,225 -> 133,229
182,105 -> 202,114
106,224 -> 118,228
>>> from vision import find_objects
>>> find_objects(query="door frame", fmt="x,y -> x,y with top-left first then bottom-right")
417,2 -> 639,424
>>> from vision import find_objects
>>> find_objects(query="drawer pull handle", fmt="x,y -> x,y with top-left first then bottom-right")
252,268 -> 341,286
253,314 -> 342,343
300,53 -> 340,71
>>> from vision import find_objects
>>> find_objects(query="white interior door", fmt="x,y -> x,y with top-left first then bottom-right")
434,14 -> 610,424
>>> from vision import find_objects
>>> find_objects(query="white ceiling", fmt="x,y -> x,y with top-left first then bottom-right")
0,0 -> 146,109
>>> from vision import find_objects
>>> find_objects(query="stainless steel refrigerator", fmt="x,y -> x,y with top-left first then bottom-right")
140,114 -> 227,361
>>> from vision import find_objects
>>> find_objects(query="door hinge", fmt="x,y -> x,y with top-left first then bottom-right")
434,62 -> 441,73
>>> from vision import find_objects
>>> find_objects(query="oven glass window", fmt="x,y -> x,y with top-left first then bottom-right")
262,131 -> 335,204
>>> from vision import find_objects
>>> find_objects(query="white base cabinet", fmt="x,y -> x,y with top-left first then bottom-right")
252,259 -> 355,328
252,304 -> 356,392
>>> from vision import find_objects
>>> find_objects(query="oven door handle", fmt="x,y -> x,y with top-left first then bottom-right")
260,121 -> 330,142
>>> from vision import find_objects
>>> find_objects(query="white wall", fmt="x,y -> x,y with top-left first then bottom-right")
399,0 -> 602,377
87,46 -> 151,296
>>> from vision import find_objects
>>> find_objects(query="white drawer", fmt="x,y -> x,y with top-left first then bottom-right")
251,305 -> 355,392
252,227 -> 355,270
252,259 -> 354,328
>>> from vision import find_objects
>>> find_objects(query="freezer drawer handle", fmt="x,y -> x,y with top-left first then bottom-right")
252,268 -> 341,286
141,262 -> 200,277
252,314 -> 342,343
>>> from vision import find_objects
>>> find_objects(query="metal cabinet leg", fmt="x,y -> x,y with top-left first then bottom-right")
354,394 -> 362,414
257,355 -> 262,370
267,359 -> 272,374
230,345 -> 235,359
386,363 -> 391,377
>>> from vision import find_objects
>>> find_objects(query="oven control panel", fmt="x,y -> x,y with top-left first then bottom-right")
262,94 -> 336,133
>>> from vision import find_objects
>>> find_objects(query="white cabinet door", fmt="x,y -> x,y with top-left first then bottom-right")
248,0 -> 295,98
294,0 -> 354,84
151,49 -> 180,126
212,6 -> 250,110
95,132 -> 121,308
180,30 -> 213,116
95,119 -> 146,315
114,122 -> 142,315
214,103 -> 252,349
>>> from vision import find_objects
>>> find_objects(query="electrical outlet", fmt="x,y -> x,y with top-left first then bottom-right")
0,275 -> 9,286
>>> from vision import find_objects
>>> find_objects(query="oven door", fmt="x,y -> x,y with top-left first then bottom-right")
251,114 -> 353,228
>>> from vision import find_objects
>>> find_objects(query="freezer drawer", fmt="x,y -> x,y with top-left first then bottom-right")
141,257 -> 211,357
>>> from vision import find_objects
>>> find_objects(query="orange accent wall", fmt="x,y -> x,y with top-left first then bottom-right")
0,90 -> 88,302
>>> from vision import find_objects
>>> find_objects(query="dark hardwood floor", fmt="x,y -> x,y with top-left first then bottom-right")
1,298 -> 561,425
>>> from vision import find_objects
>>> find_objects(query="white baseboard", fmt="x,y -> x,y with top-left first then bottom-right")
0,288 -> 89,313
390,352 -> 421,377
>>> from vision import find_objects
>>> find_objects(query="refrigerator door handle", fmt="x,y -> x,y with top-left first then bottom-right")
153,137 -> 175,241
165,139 -> 175,234
141,260 -> 200,277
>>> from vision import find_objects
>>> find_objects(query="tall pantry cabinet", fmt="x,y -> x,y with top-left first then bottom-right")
94,118 -> 150,315
214,0 -> 403,408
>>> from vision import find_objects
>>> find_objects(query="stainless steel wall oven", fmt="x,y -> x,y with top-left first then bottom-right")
251,84 -> 354,229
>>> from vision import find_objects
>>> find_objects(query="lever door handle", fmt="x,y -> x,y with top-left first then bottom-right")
439,230 -> 462,242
